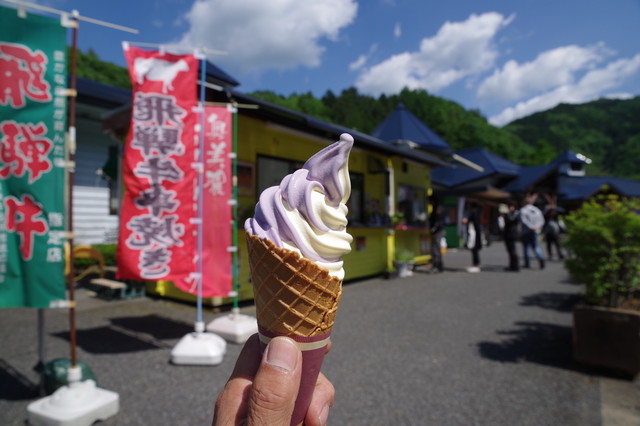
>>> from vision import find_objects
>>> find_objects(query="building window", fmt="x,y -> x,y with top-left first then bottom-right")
256,155 -> 363,225
256,155 -> 303,196
237,162 -> 254,197
397,184 -> 427,227
347,172 -> 364,226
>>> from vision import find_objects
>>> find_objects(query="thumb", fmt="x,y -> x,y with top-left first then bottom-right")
247,337 -> 302,426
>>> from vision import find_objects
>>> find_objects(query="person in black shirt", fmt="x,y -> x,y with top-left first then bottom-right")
429,200 -> 445,272
501,201 -> 521,271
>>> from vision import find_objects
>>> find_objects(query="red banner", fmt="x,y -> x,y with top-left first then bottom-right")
175,106 -> 233,297
117,46 -> 198,281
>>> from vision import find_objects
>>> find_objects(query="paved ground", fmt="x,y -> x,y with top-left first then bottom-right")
1,243 -> 638,425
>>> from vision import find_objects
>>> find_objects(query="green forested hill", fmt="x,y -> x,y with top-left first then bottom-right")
252,89 -> 640,178
249,88 -> 536,166
74,48 -> 131,90
504,97 -> 640,179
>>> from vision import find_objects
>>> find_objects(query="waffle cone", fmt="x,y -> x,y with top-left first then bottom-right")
246,234 -> 342,337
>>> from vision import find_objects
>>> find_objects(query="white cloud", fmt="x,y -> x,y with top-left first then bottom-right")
394,22 -> 401,38
174,0 -> 357,75
349,54 -> 367,71
489,53 -> 640,126
349,43 -> 378,71
602,92 -> 635,101
355,12 -> 513,96
477,44 -> 610,101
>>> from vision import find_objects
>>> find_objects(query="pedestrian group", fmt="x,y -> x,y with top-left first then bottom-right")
429,193 -> 566,273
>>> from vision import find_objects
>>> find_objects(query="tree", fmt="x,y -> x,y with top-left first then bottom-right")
71,48 -> 131,90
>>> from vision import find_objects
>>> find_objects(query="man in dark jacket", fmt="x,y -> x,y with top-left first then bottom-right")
429,201 -> 445,272
502,201 -> 521,271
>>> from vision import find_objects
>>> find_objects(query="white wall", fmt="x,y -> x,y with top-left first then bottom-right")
73,186 -> 118,245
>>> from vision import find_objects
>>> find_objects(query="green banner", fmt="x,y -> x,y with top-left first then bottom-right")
0,6 -> 67,308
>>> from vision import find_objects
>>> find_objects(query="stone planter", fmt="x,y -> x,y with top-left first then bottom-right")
572,304 -> 640,376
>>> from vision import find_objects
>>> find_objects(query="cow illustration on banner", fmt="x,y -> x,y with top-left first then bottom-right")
117,46 -> 198,281
175,106 -> 233,297
0,6 -> 67,308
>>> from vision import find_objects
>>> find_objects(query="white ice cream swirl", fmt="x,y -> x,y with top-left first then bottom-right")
244,133 -> 354,279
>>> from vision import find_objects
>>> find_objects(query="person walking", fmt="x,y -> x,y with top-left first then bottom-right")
463,201 -> 482,273
501,202 -> 521,271
520,195 -> 545,269
429,200 -> 445,272
544,207 -> 565,260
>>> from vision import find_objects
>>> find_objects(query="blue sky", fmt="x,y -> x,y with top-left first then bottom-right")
23,0 -> 640,126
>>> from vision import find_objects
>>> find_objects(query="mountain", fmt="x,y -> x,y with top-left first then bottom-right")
504,97 -> 640,179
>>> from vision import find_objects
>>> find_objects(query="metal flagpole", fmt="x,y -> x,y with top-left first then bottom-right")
231,105 -> 239,312
2,0 -> 138,33
66,8 -> 79,374
196,54 -> 206,329
2,0 -> 138,385
169,51 -> 226,365
23,3 -> 135,423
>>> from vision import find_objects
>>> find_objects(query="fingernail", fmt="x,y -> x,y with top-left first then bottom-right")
265,337 -> 298,372
318,403 -> 330,425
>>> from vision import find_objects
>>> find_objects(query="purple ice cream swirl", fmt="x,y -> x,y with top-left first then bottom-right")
245,133 -> 354,279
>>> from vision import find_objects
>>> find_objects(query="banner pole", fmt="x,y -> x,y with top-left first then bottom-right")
37,309 -> 46,395
66,9 -> 79,370
196,55 -> 206,329
232,105 -> 239,311
203,100 -> 256,344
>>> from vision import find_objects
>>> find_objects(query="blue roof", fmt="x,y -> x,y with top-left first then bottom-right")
501,150 -> 591,193
501,163 -> 556,193
559,175 -> 640,200
553,150 -> 589,165
77,77 -> 131,107
371,104 -> 452,153
432,147 -> 520,188
202,60 -> 239,87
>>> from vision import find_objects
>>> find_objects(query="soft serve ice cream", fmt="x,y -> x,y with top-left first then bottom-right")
244,133 -> 354,425
244,133 -> 354,279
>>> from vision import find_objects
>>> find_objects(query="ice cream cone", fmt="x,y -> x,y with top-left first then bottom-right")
246,234 -> 342,336
246,234 -> 342,425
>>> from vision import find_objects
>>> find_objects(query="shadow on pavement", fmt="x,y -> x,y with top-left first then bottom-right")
520,292 -> 582,312
109,314 -> 194,340
477,321 -> 582,372
0,359 -> 39,400
53,326 -> 166,354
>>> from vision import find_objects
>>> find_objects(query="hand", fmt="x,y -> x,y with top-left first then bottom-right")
213,334 -> 335,426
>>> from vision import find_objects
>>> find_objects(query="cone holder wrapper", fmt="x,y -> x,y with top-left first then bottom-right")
258,327 -> 330,426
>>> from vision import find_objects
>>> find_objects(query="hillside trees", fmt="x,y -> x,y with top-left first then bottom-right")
73,48 -> 131,90
505,98 -> 640,179
253,87 -> 535,165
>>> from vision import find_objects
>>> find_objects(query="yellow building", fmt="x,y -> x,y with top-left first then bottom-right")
104,66 -> 447,306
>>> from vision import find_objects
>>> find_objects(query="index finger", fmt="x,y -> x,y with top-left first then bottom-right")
213,334 -> 261,426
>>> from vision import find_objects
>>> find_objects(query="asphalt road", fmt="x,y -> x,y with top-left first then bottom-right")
1,242 -> 638,425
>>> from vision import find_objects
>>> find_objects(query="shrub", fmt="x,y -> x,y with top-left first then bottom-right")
92,244 -> 117,266
73,243 -> 117,268
563,195 -> 640,307
394,248 -> 415,263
